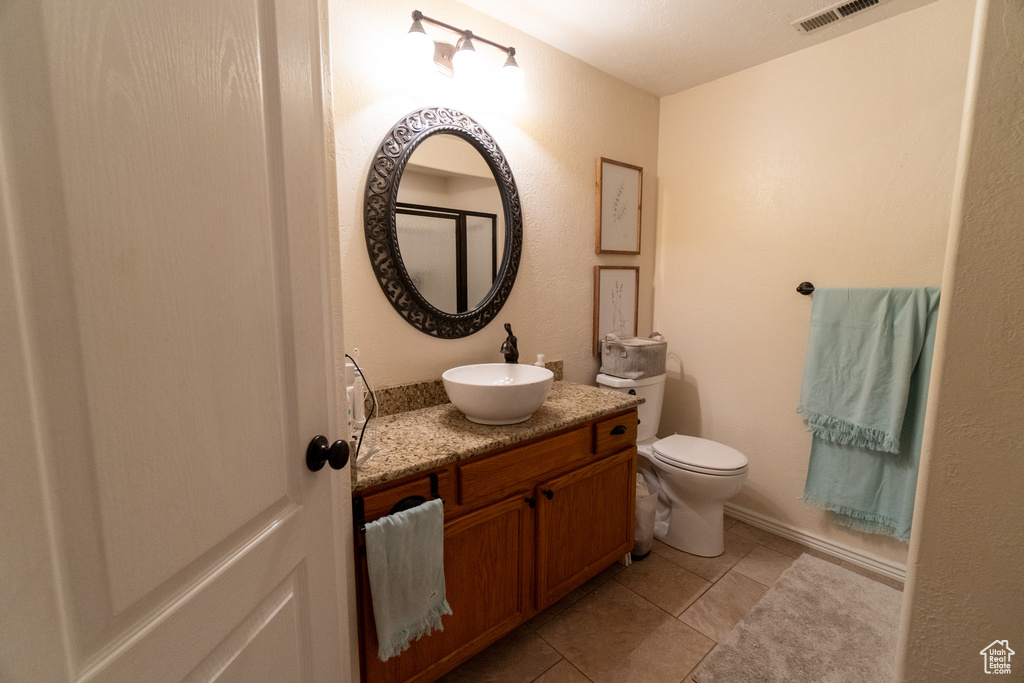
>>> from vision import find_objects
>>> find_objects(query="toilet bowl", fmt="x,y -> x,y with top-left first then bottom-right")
639,436 -> 747,556
597,373 -> 749,558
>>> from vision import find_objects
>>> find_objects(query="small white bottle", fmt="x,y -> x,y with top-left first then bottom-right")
534,353 -> 546,367
350,377 -> 365,441
344,362 -> 356,442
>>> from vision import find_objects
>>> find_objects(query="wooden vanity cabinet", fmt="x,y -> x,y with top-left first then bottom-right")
354,408 -> 637,683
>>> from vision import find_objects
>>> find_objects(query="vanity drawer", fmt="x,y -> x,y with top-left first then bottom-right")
458,427 -> 591,508
593,410 -> 638,457
359,470 -> 453,524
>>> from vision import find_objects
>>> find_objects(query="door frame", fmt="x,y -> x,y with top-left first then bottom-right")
308,0 -> 361,678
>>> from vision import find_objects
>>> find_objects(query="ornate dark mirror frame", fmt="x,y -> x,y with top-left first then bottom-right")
364,107 -> 523,338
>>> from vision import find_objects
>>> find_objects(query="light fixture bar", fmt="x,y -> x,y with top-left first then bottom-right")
412,10 -> 516,56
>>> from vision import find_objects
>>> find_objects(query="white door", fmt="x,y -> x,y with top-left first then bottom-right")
0,0 -> 352,681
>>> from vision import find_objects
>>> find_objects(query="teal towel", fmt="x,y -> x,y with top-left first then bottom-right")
801,287 -> 940,542
798,288 -> 940,453
365,498 -> 452,661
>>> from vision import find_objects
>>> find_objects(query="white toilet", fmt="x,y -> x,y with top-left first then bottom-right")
597,373 -> 748,557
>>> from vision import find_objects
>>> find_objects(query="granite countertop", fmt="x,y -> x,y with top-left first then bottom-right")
352,381 -> 643,491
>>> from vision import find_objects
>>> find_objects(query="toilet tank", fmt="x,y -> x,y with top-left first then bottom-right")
595,373 -> 665,442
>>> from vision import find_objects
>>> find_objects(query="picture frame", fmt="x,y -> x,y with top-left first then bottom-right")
596,157 -> 643,254
593,266 -> 640,356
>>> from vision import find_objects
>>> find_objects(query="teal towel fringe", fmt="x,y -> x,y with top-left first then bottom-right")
797,406 -> 901,454
377,598 -> 453,662
802,493 -> 908,542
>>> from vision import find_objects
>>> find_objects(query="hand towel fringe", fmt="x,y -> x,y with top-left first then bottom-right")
377,599 -> 453,662
797,406 -> 901,454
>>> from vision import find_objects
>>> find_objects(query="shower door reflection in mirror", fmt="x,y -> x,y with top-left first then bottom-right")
395,134 -> 505,315
396,203 -> 498,313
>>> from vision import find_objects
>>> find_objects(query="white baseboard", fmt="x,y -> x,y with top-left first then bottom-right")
723,503 -> 907,582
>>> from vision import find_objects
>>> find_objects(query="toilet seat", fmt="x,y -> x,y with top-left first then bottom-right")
651,435 -> 748,476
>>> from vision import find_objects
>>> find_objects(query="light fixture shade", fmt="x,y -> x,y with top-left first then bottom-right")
501,52 -> 525,100
405,18 -> 436,65
452,33 -> 484,83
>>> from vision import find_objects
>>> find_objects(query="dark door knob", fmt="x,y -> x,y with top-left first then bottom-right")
610,425 -> 627,435
306,435 -> 350,472
542,489 -> 554,500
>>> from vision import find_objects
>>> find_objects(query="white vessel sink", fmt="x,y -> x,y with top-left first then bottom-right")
442,363 -> 554,425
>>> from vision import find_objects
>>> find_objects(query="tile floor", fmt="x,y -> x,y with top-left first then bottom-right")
439,516 -> 903,683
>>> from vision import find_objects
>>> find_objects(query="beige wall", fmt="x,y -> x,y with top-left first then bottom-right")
898,0 -> 1024,677
654,0 -> 975,565
332,0 -> 659,388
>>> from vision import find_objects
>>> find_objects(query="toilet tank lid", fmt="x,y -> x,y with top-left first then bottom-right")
652,435 -> 748,471
595,373 -> 666,388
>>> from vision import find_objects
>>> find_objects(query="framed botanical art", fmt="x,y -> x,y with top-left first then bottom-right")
593,266 -> 639,355
596,157 -> 643,254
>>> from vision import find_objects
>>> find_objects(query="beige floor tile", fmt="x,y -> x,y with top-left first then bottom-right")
578,562 -> 625,593
678,570 -> 767,642
439,626 -> 562,683
731,544 -> 796,586
528,588 -> 586,630
683,645 -> 719,683
532,659 -> 592,683
723,515 -> 738,530
840,561 -> 905,591
651,532 -> 757,582
797,546 -> 844,566
613,553 -> 711,616
728,521 -> 807,558
536,580 -> 714,683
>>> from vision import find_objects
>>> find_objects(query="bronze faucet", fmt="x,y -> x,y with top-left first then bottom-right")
500,323 -> 519,363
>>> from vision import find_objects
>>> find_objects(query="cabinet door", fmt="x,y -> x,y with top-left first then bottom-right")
360,495 -> 533,682
536,449 -> 636,608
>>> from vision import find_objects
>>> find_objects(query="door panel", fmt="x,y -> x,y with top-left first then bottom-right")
185,570 -> 305,683
212,596 -> 304,683
536,449 -> 635,608
84,506 -> 306,681
0,0 -> 347,680
52,0 -> 293,615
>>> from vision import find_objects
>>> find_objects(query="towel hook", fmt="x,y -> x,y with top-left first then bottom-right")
354,496 -> 366,534
796,282 -> 815,295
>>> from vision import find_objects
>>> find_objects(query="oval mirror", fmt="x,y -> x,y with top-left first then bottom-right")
364,108 -> 522,338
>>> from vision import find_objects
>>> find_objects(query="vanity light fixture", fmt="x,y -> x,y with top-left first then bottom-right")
405,10 -> 525,98
404,13 -> 437,63
452,32 -> 483,83
501,49 -> 524,93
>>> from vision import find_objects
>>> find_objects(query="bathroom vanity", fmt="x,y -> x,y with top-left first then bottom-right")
351,381 -> 641,682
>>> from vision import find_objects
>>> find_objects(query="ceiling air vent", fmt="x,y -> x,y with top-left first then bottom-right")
792,0 -> 881,33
